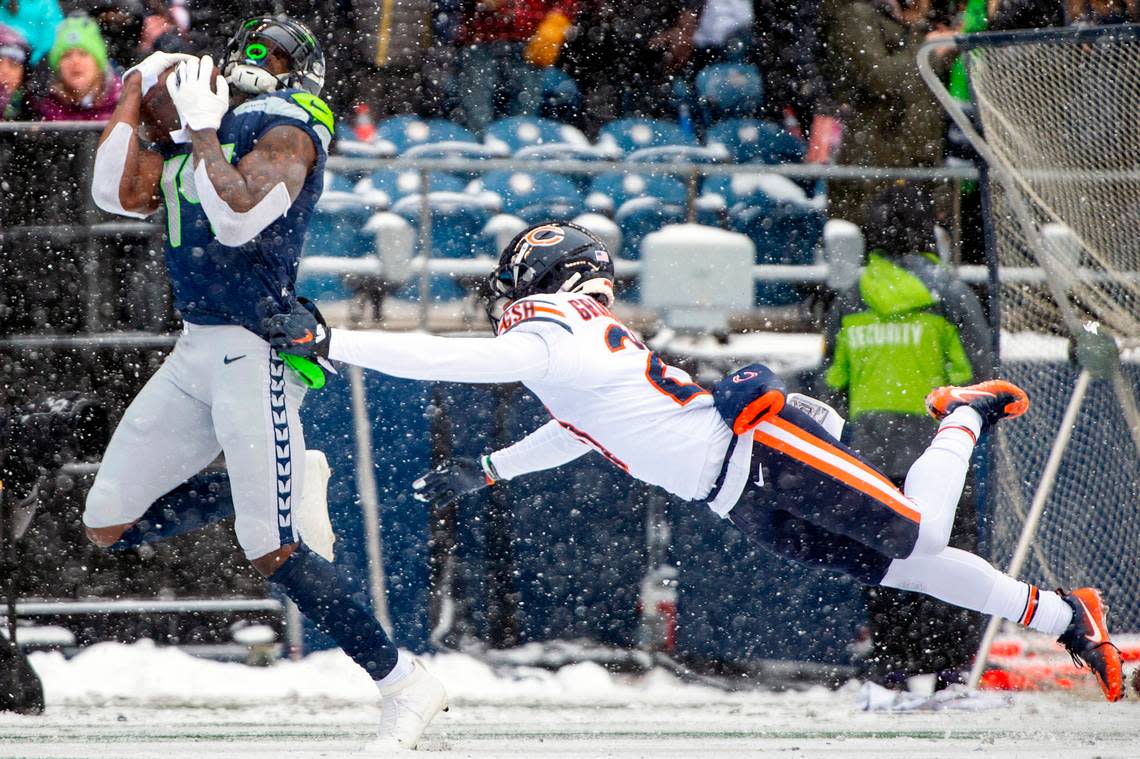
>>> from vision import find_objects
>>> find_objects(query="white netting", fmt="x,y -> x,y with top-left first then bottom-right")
966,27 -> 1140,337
962,28 -> 1140,632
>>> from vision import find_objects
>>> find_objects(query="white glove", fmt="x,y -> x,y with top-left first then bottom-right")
124,51 -> 197,95
166,54 -> 230,132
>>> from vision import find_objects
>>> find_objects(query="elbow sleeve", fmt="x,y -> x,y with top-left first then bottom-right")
193,160 -> 291,247
91,122 -> 150,219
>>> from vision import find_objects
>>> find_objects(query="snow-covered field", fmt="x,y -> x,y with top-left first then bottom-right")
0,642 -> 1136,758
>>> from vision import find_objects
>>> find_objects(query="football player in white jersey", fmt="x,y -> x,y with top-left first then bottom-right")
269,222 -> 1123,702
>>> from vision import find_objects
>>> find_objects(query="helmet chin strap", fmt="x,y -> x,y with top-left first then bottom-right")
225,64 -> 285,95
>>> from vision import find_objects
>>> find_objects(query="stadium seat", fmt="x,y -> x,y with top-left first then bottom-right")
485,116 -> 590,154
696,63 -> 764,123
399,141 -> 509,180
324,170 -> 356,194
728,186 -> 826,306
513,142 -> 620,193
334,132 -> 397,158
355,170 -> 466,208
626,144 -> 729,166
300,194 -> 377,300
614,198 -> 686,260
703,172 -> 814,210
478,170 -> 584,220
706,119 -> 806,165
376,116 -> 478,153
597,118 -> 696,155
391,192 -> 497,301
589,172 -> 688,213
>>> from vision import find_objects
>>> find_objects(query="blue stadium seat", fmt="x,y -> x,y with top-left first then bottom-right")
706,119 -> 805,165
325,170 -> 357,194
728,191 -> 826,306
376,116 -> 478,153
513,142 -> 619,193
356,170 -> 466,207
597,118 -> 696,155
391,192 -> 497,301
696,63 -> 764,122
626,145 -> 729,166
300,195 -> 377,300
485,116 -> 590,154
703,172 -> 812,209
399,141 -> 508,180
478,170 -> 583,217
589,172 -> 688,212
614,198 -> 686,260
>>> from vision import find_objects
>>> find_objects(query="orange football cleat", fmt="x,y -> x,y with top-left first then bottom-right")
925,380 -> 1029,428
1058,587 -> 1124,702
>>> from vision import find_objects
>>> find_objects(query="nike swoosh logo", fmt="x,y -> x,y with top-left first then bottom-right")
293,330 -> 314,345
733,371 -> 758,383
223,354 -> 246,365
950,388 -> 996,402
1082,602 -> 1105,644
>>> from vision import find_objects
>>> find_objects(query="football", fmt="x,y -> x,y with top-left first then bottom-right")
140,63 -> 223,142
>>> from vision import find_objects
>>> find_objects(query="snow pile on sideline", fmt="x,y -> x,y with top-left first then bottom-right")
29,641 -> 754,707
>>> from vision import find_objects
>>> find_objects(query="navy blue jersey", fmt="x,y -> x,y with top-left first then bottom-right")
157,89 -> 332,334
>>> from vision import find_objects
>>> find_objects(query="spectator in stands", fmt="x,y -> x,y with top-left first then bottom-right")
346,0 -> 437,118
76,0 -> 146,67
32,15 -> 121,121
692,0 -> 752,66
990,0 -> 1138,29
0,24 -> 30,119
455,0 -> 577,134
562,0 -> 701,136
0,0 -> 64,65
750,0 -> 842,162
821,0 -> 955,226
823,182 -> 991,691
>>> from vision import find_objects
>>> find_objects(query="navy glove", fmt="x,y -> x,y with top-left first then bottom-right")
712,363 -> 786,434
412,458 -> 494,509
264,297 -> 335,389
266,297 -> 331,361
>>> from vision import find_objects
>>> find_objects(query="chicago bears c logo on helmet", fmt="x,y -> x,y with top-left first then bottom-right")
523,224 -> 567,247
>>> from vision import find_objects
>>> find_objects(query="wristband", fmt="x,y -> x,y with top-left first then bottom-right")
481,454 -> 500,485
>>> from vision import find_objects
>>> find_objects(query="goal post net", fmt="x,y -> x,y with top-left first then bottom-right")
919,24 -> 1140,683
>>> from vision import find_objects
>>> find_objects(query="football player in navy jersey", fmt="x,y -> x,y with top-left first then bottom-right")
84,17 -> 447,749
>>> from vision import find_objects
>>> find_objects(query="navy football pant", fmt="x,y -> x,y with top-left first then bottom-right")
727,405 -> 922,585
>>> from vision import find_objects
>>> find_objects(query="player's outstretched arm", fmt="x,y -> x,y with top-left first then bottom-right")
91,62 -> 166,218
267,302 -> 554,384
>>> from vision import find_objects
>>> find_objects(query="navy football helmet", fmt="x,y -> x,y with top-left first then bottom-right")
222,16 -> 325,96
486,222 -> 615,329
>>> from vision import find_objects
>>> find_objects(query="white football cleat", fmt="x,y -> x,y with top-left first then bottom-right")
296,450 -> 336,561
366,659 -> 448,751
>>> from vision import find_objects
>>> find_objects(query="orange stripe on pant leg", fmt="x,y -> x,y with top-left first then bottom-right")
754,428 -> 923,525
768,417 -> 904,497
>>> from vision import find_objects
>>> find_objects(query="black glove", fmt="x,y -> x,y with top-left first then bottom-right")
264,298 -> 336,389
412,458 -> 493,509
265,297 -> 331,362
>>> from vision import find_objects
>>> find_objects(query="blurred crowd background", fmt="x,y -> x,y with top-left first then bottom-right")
1,0 -> 1137,224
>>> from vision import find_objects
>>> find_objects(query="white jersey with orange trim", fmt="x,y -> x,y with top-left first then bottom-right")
328,292 -> 734,501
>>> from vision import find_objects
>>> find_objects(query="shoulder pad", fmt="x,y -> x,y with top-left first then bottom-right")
497,296 -> 575,336
233,90 -> 335,152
